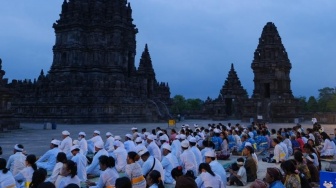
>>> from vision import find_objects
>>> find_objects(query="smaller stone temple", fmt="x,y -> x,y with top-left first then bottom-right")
0,59 -> 19,131
205,22 -> 301,123
203,63 -> 248,120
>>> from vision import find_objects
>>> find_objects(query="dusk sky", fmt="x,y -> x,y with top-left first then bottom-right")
0,1 -> 335,100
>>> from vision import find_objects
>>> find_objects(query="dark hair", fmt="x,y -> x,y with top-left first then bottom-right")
65,160 -> 77,178
294,151 -> 304,163
0,158 -> 9,174
64,184 -> 80,188
237,157 -> 245,163
37,182 -> 56,188
171,166 -> 183,180
148,170 -> 164,188
128,151 -> 140,162
26,154 -> 38,171
320,132 -> 330,140
115,177 -> 132,188
272,138 -> 280,144
303,143 -> 316,154
30,168 -> 47,188
244,145 -> 254,154
15,144 -> 24,151
280,160 -> 296,174
99,155 -> 115,168
198,163 -> 215,176
57,152 -> 67,163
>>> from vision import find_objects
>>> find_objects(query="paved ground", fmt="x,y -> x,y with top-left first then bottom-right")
0,119 -> 333,187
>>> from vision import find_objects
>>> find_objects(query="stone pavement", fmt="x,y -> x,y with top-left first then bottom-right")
0,119 -> 334,187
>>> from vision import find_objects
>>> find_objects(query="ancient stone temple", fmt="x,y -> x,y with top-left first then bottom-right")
242,22 -> 300,123
0,59 -> 19,131
203,63 -> 248,120
8,0 -> 170,123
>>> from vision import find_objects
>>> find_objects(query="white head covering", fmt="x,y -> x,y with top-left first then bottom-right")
114,135 -> 121,140
147,134 -> 156,140
113,140 -> 122,147
78,132 -> 86,137
179,134 -> 186,140
70,145 -> 79,151
72,140 -> 79,145
162,143 -> 171,151
181,140 -> 189,148
62,130 -> 70,136
51,139 -> 61,145
131,127 -> 138,131
138,148 -> 149,156
106,132 -> 113,136
159,135 -> 168,141
94,141 -> 104,149
125,134 -> 133,139
189,137 -> 197,143
245,142 -> 252,147
135,137 -> 143,143
205,150 -> 216,158
14,144 -> 24,152
94,130 -> 100,135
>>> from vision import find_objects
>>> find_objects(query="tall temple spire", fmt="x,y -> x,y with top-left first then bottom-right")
251,22 -> 293,100
138,44 -> 155,76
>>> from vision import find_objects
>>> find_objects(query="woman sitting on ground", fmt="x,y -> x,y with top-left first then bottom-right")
195,163 -> 223,188
171,166 -> 197,188
0,158 -> 16,188
125,151 -> 146,188
294,151 -> 311,181
47,152 -> 67,185
146,170 -> 164,188
320,132 -> 336,158
15,154 -> 37,188
86,155 -> 119,188
280,160 -> 301,188
264,167 -> 285,188
58,160 -> 80,188
29,168 -> 47,188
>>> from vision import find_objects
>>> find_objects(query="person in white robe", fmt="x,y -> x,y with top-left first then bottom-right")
6,144 -> 26,176
86,141 -> 108,177
59,130 -> 72,159
78,132 -> 88,155
146,135 -> 161,161
111,140 -> 128,173
161,143 -> 179,184
36,140 -> 61,171
70,145 -> 87,182
138,148 -> 165,183
105,132 -> 115,155
87,130 -> 104,154
179,140 -> 197,175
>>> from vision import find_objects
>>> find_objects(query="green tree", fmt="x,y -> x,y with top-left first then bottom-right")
186,98 -> 204,112
297,96 -> 307,112
326,95 -> 336,112
306,96 -> 318,112
171,95 -> 187,114
318,87 -> 336,112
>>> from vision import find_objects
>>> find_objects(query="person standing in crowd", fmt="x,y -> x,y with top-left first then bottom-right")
77,132 -> 88,156
70,145 -> 87,182
6,144 -> 26,176
14,154 -> 37,188
86,141 -> 108,177
125,151 -> 146,188
86,155 -> 119,188
264,167 -> 285,188
59,130 -> 72,159
36,139 -> 61,171
0,158 -> 16,188
57,160 -> 80,188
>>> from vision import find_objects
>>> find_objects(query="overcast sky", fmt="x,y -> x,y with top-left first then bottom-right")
0,1 -> 335,100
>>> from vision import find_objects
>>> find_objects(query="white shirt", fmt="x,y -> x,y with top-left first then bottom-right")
86,149 -> 108,176
210,160 -> 227,185
179,148 -> 197,175
78,138 -> 88,155
124,140 -> 136,152
105,136 -> 115,152
14,166 -> 34,186
90,167 -> 119,188
142,156 -> 165,183
59,136 -> 72,154
273,144 -> 285,163
112,147 -> 127,173
279,142 -> 289,160
171,140 -> 181,158
71,152 -> 87,182
47,162 -> 64,183
6,152 -> 26,176
190,146 -> 202,168
147,141 -> 161,161
89,136 -> 103,145
237,166 -> 247,185
161,153 -> 179,184
36,147 -> 60,171
195,172 -> 224,188
58,175 -> 81,188
0,171 -> 16,188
